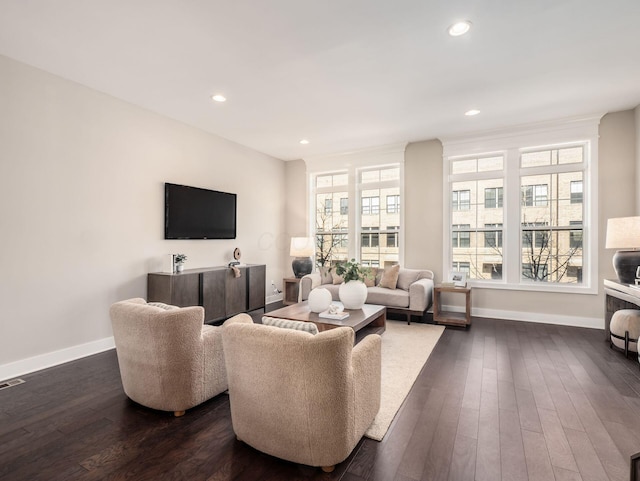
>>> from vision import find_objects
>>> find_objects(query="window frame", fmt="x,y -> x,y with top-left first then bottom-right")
442,116 -> 600,294
307,144 -> 405,268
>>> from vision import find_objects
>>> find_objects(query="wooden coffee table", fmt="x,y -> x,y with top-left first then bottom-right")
266,301 -> 386,342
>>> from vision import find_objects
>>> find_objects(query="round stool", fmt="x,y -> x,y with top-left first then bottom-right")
610,309 -> 640,357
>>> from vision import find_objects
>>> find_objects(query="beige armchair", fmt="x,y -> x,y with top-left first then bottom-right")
110,298 -> 252,416
222,321 -> 381,472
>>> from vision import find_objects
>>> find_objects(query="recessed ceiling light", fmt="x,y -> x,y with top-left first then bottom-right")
211,94 -> 226,102
448,20 -> 472,37
299,139 -> 310,145
465,109 -> 481,116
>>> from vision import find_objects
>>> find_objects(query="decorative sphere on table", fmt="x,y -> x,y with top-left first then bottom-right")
308,288 -> 332,313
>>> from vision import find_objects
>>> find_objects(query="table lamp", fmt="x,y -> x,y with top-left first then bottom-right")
606,216 -> 640,284
290,237 -> 315,278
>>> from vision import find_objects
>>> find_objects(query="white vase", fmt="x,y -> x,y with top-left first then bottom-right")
339,280 -> 368,309
308,288 -> 332,313
176,264 -> 184,273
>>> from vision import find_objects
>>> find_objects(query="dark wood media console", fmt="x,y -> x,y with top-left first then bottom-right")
148,264 -> 266,323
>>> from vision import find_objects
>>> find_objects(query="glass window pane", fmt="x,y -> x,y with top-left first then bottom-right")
521,150 -> 552,168
361,170 -> 380,183
558,146 -> 583,165
452,158 -> 477,175
478,156 -> 504,172
316,175 -> 332,188
380,168 -> 400,181
333,173 -> 348,186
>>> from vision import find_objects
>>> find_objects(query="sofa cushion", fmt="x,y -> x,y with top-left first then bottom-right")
397,268 -> 420,291
262,316 -> 319,335
366,286 -> 409,308
332,271 -> 344,285
323,283 -> 341,301
378,265 -> 400,289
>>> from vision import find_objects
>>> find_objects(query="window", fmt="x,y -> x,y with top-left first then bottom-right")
484,223 -> 503,248
570,181 -> 583,204
359,168 -> 400,266
324,198 -> 333,214
386,226 -> 399,248
361,227 -> 379,248
314,173 -> 349,266
520,154 -> 585,284
453,261 -> 470,274
310,149 -> 403,269
450,161 -> 504,281
523,262 -> 548,281
452,190 -> 470,211
340,198 -> 348,215
484,187 -> 503,208
386,195 -> 400,213
570,221 -> 582,249
362,196 -> 380,215
483,263 -> 503,279
522,222 -> 549,249
452,224 -> 471,248
444,116 -> 598,292
522,184 -> 548,207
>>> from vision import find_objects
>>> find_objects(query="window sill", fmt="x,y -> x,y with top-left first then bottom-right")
467,280 -> 597,295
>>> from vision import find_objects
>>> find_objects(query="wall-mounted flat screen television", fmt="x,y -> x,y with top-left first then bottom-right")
165,183 -> 237,239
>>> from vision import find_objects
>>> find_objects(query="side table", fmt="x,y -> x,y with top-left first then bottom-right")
433,284 -> 471,328
283,277 -> 301,305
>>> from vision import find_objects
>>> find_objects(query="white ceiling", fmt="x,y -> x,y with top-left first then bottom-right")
1,0 -> 639,161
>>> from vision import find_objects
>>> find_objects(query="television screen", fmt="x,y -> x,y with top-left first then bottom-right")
165,183 -> 237,239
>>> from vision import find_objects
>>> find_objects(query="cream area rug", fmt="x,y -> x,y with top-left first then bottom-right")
364,320 -> 445,441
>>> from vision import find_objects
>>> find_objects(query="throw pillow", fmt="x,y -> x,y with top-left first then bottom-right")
332,271 -> 344,285
378,265 -> 400,289
319,266 -> 333,285
397,269 -> 420,291
363,270 -> 376,287
262,316 -> 319,335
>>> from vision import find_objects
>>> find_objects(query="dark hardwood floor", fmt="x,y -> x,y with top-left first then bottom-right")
2,316 -> 640,481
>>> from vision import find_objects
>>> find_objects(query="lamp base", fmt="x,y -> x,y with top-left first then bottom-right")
613,250 -> 640,284
292,257 -> 313,278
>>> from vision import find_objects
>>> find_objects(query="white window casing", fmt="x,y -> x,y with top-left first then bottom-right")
441,115 -> 601,294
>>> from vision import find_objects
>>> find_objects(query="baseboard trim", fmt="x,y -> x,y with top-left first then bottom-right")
266,293 -> 283,304
0,305 -> 603,382
442,304 -> 604,330
0,336 -> 115,382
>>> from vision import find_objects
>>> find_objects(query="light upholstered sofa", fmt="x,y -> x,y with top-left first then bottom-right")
300,266 -> 435,322
110,298 -> 250,416
222,319 -> 381,472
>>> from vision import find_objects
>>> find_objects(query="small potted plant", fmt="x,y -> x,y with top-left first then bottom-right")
335,259 -> 370,309
174,254 -> 187,273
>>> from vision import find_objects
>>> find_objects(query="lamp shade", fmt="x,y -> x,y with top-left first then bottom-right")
290,237 -> 315,257
606,216 -> 640,284
606,217 -> 640,249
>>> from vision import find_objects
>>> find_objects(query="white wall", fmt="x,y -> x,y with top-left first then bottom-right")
0,55 -> 286,379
